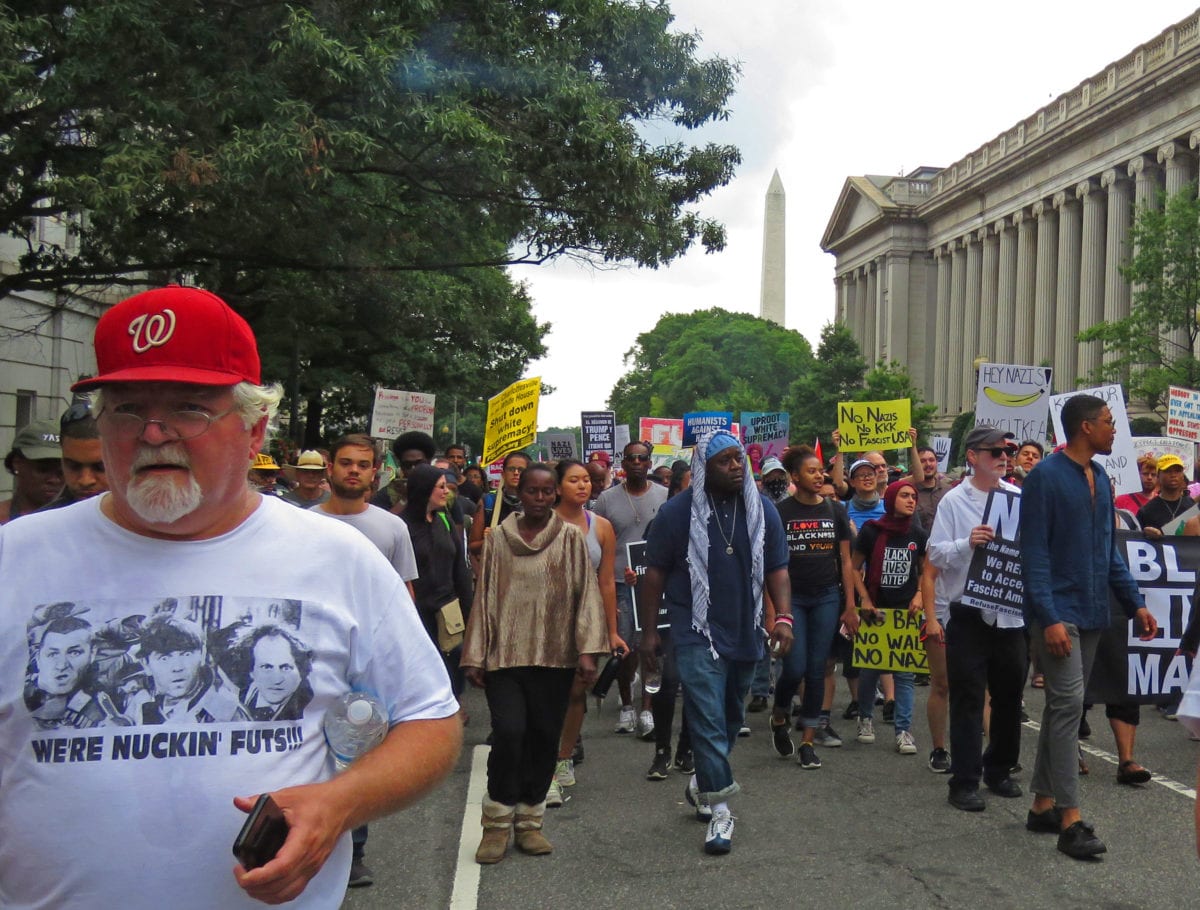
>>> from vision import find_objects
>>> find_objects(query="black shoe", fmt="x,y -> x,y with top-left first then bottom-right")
842,700 -> 860,720
1079,715 -> 1091,739
798,742 -> 822,770
646,749 -> 671,781
747,695 -> 768,713
348,856 -> 374,888
928,748 -> 951,773
881,699 -> 895,724
1026,807 -> 1062,834
915,674 -> 930,686
771,719 -> 795,758
673,750 -> 694,774
948,788 -> 986,812
572,736 -> 584,765
984,776 -> 1023,798
1116,761 -> 1152,785
1057,821 -> 1107,859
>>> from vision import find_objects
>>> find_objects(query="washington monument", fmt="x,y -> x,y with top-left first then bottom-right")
759,169 -> 785,326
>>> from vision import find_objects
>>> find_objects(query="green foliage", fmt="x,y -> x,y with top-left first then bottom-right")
1078,184 -> 1200,407
948,410 -> 976,469
607,309 -> 813,427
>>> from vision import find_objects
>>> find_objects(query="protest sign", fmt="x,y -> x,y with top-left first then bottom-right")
741,411 -> 790,474
627,541 -> 669,631
482,377 -> 540,465
543,432 -> 578,461
1049,384 -> 1139,495
974,363 -> 1053,443
1131,436 -> 1195,479
959,490 -> 1025,619
640,417 -> 684,451
931,435 -> 952,473
851,609 -> 929,673
369,388 -> 436,439
614,424 -> 631,454
836,399 -> 911,452
683,411 -> 733,446
1167,386 -> 1200,442
581,411 -> 616,461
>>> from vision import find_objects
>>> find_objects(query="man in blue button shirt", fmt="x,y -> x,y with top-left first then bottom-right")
1020,393 -> 1158,860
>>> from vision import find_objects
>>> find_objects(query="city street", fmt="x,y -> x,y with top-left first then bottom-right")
346,682 -> 1198,910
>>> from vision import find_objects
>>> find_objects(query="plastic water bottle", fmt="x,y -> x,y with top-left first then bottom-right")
323,692 -> 388,771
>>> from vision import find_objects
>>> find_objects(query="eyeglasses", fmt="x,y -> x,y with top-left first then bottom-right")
974,447 -> 1013,458
624,453 -> 651,463
96,406 -> 237,441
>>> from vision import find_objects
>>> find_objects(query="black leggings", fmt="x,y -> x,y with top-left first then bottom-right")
485,666 -> 575,805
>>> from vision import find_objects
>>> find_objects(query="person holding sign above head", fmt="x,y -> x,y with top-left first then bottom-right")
924,425 -> 1026,813
1020,394 -> 1159,860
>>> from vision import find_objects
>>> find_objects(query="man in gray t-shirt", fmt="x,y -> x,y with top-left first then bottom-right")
593,440 -> 667,738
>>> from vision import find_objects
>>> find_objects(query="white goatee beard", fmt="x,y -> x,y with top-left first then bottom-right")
125,446 -> 204,524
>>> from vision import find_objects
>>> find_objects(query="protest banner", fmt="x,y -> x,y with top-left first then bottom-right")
1131,436 -> 1195,479
931,435 -> 952,473
836,399 -> 911,452
851,609 -> 929,673
543,432 -> 578,461
614,424 -> 631,454
369,388 -> 436,439
482,377 -> 540,465
1167,385 -> 1200,442
683,411 -> 733,446
959,489 -> 1025,619
640,417 -> 684,451
741,411 -> 790,474
1049,384 -> 1139,495
627,541 -> 668,631
581,411 -> 616,461
974,363 -> 1053,443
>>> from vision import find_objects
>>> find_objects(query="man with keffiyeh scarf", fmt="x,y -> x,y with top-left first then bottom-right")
638,431 -> 792,856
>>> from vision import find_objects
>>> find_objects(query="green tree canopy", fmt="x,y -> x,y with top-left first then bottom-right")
607,309 -> 814,427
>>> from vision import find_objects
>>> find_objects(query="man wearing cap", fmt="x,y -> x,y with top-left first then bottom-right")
1020,394 -> 1158,859
0,286 -> 460,908
638,431 -> 791,855
1137,453 -> 1193,538
923,425 -> 1025,813
282,450 -> 330,508
587,450 -> 612,492
759,456 -> 790,505
0,420 -> 63,523
845,456 -> 886,531
248,452 -> 286,496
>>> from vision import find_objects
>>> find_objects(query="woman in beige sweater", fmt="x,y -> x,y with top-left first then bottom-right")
462,462 -> 608,864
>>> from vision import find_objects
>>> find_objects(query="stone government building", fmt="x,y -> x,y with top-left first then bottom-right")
821,8 -> 1200,429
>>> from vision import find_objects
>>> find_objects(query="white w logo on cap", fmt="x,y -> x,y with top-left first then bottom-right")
128,309 -> 177,353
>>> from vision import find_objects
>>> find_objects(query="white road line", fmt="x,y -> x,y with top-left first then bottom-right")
449,745 -> 490,910
1022,719 -> 1196,799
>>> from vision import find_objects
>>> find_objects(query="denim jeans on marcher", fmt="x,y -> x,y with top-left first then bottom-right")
674,643 -> 755,800
773,585 -> 841,728
858,669 -> 915,733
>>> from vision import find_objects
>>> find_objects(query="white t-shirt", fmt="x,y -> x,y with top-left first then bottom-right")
0,495 -> 457,910
310,503 -> 418,582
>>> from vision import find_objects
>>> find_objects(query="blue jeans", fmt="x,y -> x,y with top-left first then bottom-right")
674,643 -> 755,800
751,653 -> 773,698
858,670 -> 915,733
773,585 -> 841,728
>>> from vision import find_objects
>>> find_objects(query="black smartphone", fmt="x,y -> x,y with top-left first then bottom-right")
232,793 -> 289,870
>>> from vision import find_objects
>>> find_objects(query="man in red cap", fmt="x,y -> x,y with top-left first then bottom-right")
0,286 -> 461,908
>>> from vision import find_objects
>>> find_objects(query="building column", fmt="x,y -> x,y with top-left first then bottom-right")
962,230 -> 984,408
933,247 -> 951,413
947,239 -> 967,413
994,217 -> 1017,364
1160,141 -> 1195,356
1053,190 -> 1082,390
863,261 -> 878,366
1076,178 -> 1107,382
1032,200 -> 1058,368
885,252 -> 910,367
1101,168 -> 1132,366
1128,155 -> 1162,370
1013,209 -> 1037,364
979,224 -> 1000,366
875,256 -> 889,363
854,267 -> 869,353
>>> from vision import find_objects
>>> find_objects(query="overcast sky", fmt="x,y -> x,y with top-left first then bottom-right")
518,0 -> 1200,429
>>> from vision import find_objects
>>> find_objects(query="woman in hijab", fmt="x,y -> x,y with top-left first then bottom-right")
401,465 -> 474,713
850,479 -> 927,755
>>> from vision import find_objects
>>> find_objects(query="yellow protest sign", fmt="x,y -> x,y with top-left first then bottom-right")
850,609 -> 929,672
482,377 -> 541,465
837,398 -> 911,452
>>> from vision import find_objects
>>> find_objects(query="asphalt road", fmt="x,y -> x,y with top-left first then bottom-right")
344,682 -> 1198,910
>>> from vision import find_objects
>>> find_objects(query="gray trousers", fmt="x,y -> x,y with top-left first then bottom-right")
1029,622 -> 1101,809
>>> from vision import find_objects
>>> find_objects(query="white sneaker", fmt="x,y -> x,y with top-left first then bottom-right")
857,717 -> 875,744
704,808 -> 735,855
545,779 -> 564,807
615,705 -> 636,734
638,710 -> 656,740
896,730 -> 917,754
554,758 -> 576,787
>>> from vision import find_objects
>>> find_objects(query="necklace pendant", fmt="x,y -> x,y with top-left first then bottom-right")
725,545 -> 734,556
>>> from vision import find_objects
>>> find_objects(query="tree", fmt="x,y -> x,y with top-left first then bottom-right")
607,309 -> 813,427
1078,183 -> 1200,408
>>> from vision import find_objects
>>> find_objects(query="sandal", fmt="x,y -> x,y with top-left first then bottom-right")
1116,760 -> 1151,785
1077,745 -> 1089,776
1031,674 -> 1045,689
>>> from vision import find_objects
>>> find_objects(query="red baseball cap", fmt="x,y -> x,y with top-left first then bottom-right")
72,286 -> 260,391
588,451 -> 612,466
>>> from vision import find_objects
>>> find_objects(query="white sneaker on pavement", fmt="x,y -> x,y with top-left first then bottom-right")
615,705 -> 636,734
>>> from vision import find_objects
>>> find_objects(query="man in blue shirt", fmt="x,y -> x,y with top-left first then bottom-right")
639,431 -> 792,856
1020,393 -> 1158,860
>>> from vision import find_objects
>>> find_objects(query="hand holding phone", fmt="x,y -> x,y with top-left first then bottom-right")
233,793 -> 289,870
